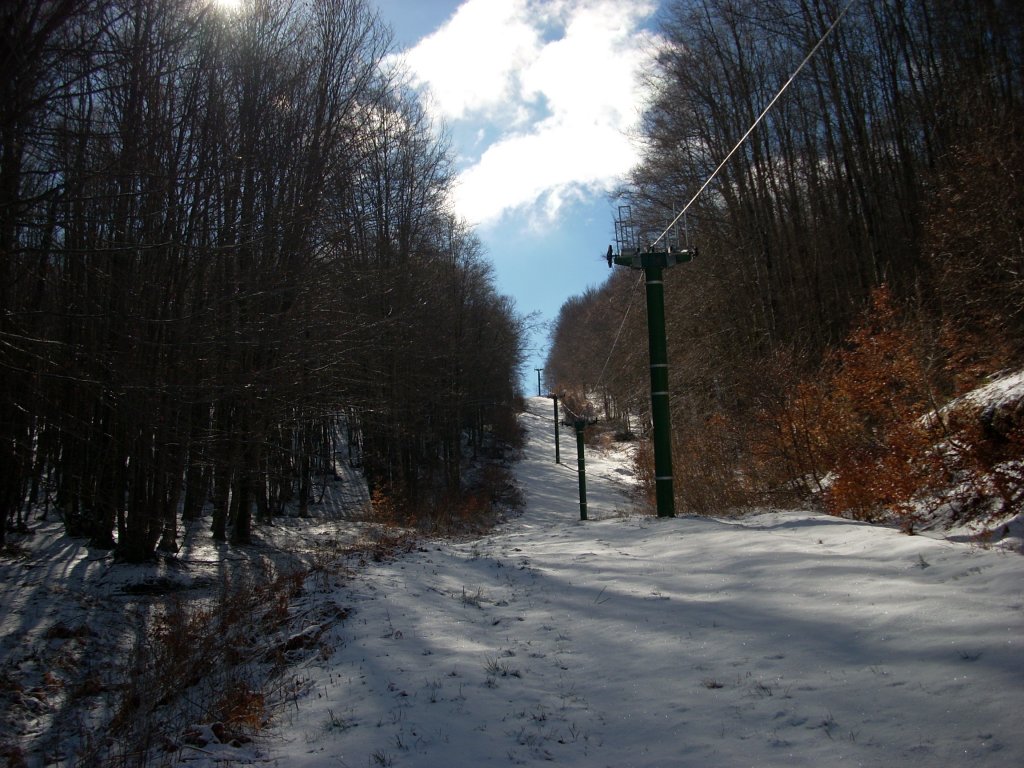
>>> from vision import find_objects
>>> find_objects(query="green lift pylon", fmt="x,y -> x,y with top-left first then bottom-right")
608,244 -> 694,518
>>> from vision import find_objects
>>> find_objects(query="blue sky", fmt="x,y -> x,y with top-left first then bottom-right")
371,0 -> 660,394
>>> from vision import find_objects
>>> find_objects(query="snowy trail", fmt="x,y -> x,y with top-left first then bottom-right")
257,398 -> 1023,768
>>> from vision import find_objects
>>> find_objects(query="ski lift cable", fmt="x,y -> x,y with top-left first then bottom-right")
650,0 -> 858,250
596,270 -> 645,389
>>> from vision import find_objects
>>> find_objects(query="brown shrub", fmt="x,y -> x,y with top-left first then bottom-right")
631,439 -> 656,511
748,350 -> 830,503
750,287 -> 950,528
815,287 -> 948,526
671,412 -> 753,515
212,679 -> 266,740
107,563 -> 310,759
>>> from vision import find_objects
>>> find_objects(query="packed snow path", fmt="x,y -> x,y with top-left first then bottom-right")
264,398 -> 1022,768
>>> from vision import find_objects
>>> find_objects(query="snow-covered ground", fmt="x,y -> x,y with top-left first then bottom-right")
3,397 -> 1022,767
251,398 -> 1022,767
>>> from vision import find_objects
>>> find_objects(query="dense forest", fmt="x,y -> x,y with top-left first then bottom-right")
546,0 -> 1024,526
0,0 -> 526,558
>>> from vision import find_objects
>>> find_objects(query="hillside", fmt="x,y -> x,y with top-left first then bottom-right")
6,397 -> 1020,766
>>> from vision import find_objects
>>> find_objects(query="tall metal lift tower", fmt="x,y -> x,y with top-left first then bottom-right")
607,206 -> 695,518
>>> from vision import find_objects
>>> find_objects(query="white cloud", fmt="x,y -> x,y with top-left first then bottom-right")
404,0 -> 541,122
404,0 -> 658,227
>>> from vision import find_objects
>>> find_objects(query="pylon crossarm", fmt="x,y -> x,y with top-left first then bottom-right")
612,249 -> 695,270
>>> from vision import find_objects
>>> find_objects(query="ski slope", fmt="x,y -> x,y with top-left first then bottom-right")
247,397 -> 1023,767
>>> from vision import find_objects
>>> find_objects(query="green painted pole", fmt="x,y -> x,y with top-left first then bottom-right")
575,418 -> 588,520
611,248 -> 692,519
644,265 -> 675,518
552,394 -> 561,464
